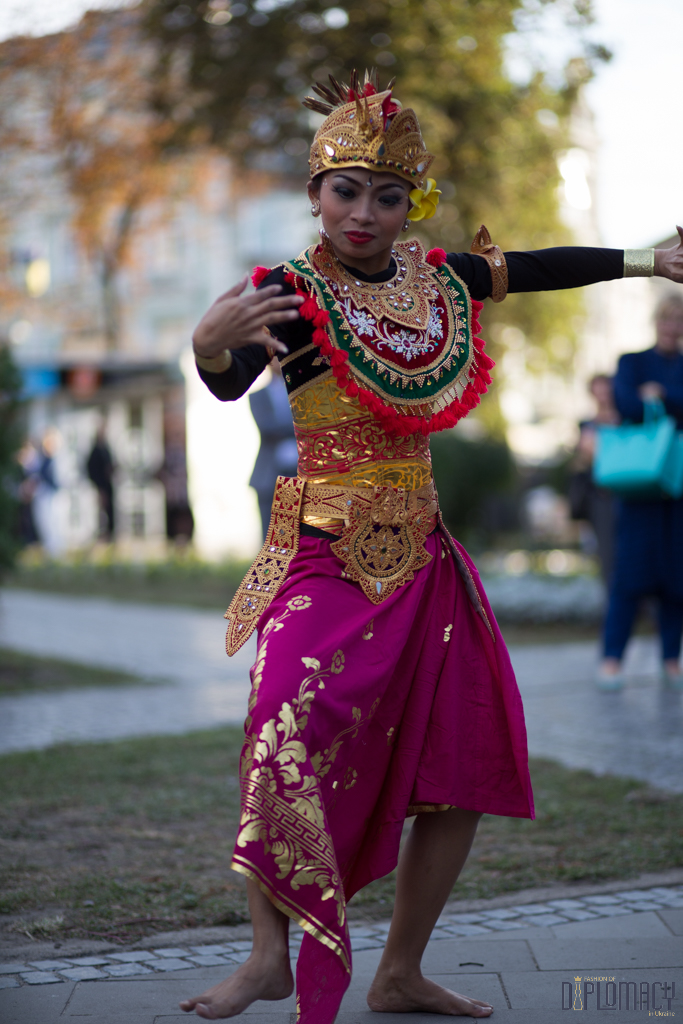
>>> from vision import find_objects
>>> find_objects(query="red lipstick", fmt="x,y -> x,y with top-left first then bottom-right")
345,231 -> 374,245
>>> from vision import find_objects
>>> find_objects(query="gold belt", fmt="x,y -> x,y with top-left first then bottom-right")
225,476 -> 438,655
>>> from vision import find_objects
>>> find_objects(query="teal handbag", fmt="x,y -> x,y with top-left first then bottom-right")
594,399 -> 683,499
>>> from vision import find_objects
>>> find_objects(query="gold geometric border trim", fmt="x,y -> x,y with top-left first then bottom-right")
241,778 -> 339,877
225,476 -> 305,656
230,855 -> 351,973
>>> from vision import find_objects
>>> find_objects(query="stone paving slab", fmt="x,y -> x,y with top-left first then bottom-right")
660,908 -> 683,934
0,980 -> 76,1024
2,885 -> 682,992
420,939 -> 537,975
528,936 -> 683,970
2,927 -> 682,1023
547,909 -> 673,938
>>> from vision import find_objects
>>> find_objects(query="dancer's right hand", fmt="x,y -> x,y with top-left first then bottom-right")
192,277 -> 303,358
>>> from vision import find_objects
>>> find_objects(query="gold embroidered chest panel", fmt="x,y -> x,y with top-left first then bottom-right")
288,237 -> 476,420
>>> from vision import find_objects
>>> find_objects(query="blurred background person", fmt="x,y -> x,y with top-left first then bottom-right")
159,417 -> 195,546
16,440 -> 40,548
249,360 -> 298,540
31,428 -> 61,557
86,423 -> 116,542
569,374 -> 619,586
598,294 -> 683,690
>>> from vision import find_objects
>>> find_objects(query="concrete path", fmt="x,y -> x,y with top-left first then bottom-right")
1,589 -> 682,792
1,899 -> 681,1023
0,589 -> 255,752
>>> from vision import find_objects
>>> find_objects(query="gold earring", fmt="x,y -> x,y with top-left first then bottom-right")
311,200 -> 321,217
402,219 -> 410,232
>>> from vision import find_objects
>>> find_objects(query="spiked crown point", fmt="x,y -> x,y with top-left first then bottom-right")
303,69 -> 434,188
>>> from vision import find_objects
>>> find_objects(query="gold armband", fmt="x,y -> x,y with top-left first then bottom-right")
194,348 -> 234,373
471,224 -> 508,303
623,249 -> 655,278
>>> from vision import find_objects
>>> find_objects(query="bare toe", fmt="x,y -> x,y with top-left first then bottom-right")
195,1004 -> 219,1020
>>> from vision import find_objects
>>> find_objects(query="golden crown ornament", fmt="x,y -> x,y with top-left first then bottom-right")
304,69 -> 435,190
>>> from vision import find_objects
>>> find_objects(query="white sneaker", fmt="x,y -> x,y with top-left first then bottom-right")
595,667 -> 625,691
661,665 -> 683,691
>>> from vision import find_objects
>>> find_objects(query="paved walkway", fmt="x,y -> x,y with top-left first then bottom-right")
1,589 -> 682,791
1,890 -> 681,1022
0,590 -> 255,752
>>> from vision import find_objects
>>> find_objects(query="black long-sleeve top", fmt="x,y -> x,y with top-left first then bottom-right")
198,246 -> 625,401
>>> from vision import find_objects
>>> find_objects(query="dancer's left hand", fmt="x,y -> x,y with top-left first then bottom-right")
655,226 -> 683,282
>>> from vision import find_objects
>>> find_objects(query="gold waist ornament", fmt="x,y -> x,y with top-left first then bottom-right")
224,476 -> 438,656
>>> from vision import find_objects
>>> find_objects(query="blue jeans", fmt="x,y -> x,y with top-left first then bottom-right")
603,590 -> 683,660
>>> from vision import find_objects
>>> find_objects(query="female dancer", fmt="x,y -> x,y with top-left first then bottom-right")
181,73 -> 683,1021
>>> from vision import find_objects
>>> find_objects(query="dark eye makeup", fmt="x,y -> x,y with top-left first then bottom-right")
331,186 -> 405,206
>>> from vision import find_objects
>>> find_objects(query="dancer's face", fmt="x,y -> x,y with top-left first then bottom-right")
308,168 -> 411,271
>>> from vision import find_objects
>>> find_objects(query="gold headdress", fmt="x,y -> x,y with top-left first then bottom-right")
303,69 -> 435,190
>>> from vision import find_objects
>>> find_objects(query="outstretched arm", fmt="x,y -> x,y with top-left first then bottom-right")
448,226 -> 683,301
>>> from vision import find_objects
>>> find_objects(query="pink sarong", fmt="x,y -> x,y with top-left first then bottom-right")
231,531 -> 534,1023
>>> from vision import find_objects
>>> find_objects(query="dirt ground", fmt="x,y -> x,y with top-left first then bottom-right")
2,729 -> 682,948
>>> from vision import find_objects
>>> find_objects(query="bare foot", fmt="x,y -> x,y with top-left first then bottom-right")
367,969 -> 493,1017
179,952 -> 293,1019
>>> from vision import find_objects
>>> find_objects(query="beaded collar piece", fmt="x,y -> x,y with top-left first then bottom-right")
308,236 -> 470,395
253,243 -> 494,437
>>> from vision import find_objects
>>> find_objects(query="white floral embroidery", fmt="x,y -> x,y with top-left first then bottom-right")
375,328 -> 437,361
428,306 -> 444,340
341,301 -> 376,337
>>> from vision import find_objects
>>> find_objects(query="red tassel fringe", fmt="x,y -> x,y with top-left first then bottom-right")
251,265 -> 272,288
272,273 -> 495,437
426,247 -> 447,268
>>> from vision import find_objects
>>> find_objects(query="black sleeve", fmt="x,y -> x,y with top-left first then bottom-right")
197,345 -> 270,402
446,247 -> 624,302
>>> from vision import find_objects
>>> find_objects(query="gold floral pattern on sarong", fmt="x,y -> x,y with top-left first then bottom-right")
246,595 -> 313,721
233,635 -> 383,972
233,647 -> 350,964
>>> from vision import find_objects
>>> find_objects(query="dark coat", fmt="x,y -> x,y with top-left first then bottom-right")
611,347 -> 683,599
249,376 -> 298,498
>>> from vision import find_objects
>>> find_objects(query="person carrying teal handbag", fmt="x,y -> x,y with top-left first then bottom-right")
598,293 -> 683,691
594,396 -> 683,499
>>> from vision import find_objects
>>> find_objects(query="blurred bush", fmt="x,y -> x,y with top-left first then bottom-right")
431,429 -> 517,547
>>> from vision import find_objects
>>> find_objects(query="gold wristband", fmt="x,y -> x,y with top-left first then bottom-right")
194,348 -> 233,373
623,249 -> 655,278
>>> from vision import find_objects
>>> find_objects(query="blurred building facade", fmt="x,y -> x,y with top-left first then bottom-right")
1,18 -> 314,559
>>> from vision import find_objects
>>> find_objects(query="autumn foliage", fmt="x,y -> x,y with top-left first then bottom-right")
0,10 -> 193,347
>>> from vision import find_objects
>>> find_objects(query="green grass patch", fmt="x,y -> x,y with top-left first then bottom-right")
0,648 -> 159,695
1,731 -> 681,943
6,556 -> 250,610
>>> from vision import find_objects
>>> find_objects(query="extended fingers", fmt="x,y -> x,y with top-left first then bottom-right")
215,276 -> 248,302
248,328 -> 289,355
251,292 -> 304,315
